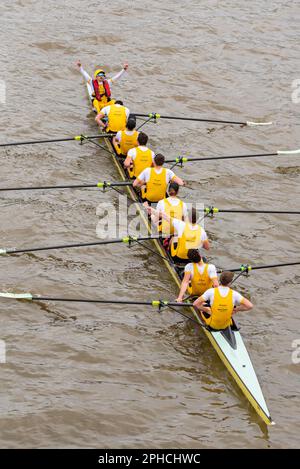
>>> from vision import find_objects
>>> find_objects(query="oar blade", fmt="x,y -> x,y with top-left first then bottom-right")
0,292 -> 33,300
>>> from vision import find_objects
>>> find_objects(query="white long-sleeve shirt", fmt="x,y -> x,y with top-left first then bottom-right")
79,66 -> 126,90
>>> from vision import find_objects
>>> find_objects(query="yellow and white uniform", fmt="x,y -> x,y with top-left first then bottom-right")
115,130 -> 139,156
127,146 -> 155,178
101,103 -> 130,132
170,219 -> 208,259
80,66 -> 126,113
137,167 -> 176,203
156,197 -> 188,234
184,262 -> 217,297
201,286 -> 245,330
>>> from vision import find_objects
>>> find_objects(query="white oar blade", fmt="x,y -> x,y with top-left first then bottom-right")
277,149 -> 300,155
246,121 -> 273,126
0,292 -> 32,300
0,249 -> 7,255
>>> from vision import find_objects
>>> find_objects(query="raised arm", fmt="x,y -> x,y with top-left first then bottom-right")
109,63 -> 128,84
76,60 -> 92,82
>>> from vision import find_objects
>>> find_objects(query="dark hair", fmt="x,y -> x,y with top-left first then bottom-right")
187,249 -> 201,263
137,132 -> 148,146
220,271 -> 234,286
168,181 -> 179,195
154,153 -> 165,166
190,207 -> 198,224
126,118 -> 136,131
115,100 -> 123,105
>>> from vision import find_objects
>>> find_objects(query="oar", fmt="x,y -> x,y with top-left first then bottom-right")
0,292 -> 204,327
0,180 -> 132,192
0,134 -> 114,148
219,261 -> 300,274
133,113 -> 272,126
166,148 -> 300,165
0,235 -> 162,256
204,207 -> 300,215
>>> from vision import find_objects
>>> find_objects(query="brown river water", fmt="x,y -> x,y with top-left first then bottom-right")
0,0 -> 299,449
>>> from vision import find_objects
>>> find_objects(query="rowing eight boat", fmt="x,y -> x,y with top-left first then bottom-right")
85,83 -> 274,425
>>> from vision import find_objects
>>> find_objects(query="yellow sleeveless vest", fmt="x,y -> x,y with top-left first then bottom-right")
158,198 -> 184,235
204,287 -> 233,330
142,168 -> 167,203
107,105 -> 127,132
188,263 -> 213,297
119,130 -> 139,156
171,223 -> 202,259
129,147 -> 153,178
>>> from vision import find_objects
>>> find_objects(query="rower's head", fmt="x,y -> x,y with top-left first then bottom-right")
219,271 -> 234,286
126,118 -> 136,131
137,132 -> 148,146
153,153 -> 165,167
189,207 -> 198,224
115,100 -> 123,106
168,181 -> 179,197
187,249 -> 202,263
94,69 -> 106,82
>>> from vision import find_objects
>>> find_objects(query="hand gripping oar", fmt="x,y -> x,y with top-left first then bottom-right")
133,113 -> 272,126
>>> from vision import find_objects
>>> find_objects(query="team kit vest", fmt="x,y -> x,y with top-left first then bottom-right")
158,198 -> 184,235
142,168 -> 167,203
204,287 -> 234,330
188,263 -> 213,297
129,147 -> 153,178
107,105 -> 127,132
92,79 -> 111,102
119,130 -> 139,156
171,223 -> 202,259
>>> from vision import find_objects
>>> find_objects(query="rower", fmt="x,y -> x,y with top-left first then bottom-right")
95,100 -> 130,133
76,60 -> 128,113
176,249 -> 219,302
133,153 -> 184,204
113,118 -> 139,156
124,132 -> 155,178
193,271 -> 253,330
146,206 -> 209,263
156,182 -> 188,236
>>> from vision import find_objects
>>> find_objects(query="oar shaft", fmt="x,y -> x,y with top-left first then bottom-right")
251,261 -> 300,271
0,181 -> 132,192
4,239 -> 123,255
30,297 -> 192,307
218,209 -> 300,214
1,235 -> 162,255
0,134 -> 111,148
0,184 -> 98,192
227,261 -> 300,272
134,114 -> 246,125
32,297 -> 155,305
166,153 -> 276,163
